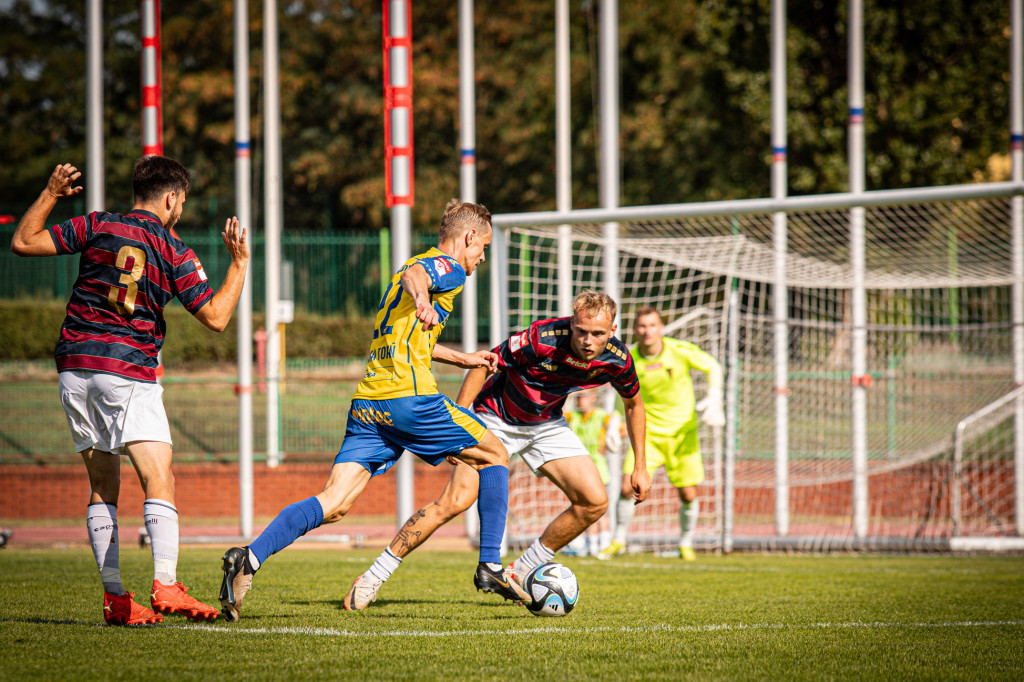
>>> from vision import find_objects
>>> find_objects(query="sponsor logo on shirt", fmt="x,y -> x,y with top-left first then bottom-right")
564,355 -> 589,369
509,331 -> 528,353
192,258 -> 208,281
645,362 -> 663,371
434,258 -> 453,277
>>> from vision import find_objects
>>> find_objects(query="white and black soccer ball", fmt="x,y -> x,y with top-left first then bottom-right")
523,562 -> 579,617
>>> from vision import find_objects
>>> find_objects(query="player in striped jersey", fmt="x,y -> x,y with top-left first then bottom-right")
219,200 -> 527,620
11,158 -> 250,624
598,305 -> 725,561
344,291 -> 651,608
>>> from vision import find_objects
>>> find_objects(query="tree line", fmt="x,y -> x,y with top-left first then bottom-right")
0,0 -> 1012,233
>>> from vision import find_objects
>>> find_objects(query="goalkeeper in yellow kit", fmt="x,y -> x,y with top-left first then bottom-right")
598,305 -> 724,561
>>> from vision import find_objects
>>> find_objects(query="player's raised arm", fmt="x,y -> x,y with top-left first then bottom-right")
400,262 -> 439,330
10,164 -> 83,257
622,393 -> 651,503
193,217 -> 250,332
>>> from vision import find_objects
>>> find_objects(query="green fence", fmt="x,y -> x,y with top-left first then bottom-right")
0,222 -> 492,339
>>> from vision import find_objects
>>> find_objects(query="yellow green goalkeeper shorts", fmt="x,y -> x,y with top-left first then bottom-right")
623,427 -> 704,488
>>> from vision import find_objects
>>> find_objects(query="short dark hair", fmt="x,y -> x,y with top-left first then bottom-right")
633,305 -> 662,324
132,155 -> 191,203
438,199 -> 491,243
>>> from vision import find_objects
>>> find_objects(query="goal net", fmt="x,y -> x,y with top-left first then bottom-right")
500,189 -> 1019,553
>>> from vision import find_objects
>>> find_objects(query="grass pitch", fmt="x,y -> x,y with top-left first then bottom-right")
1,548 -> 1022,680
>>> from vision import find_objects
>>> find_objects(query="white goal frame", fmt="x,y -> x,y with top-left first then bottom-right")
491,179 -> 1024,552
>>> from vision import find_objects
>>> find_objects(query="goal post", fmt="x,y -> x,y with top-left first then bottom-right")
492,180 -> 1024,552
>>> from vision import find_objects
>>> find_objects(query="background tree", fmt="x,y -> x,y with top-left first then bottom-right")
0,0 -> 1013,232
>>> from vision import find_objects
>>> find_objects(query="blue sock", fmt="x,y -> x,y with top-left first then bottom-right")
476,465 -> 509,565
249,496 -> 324,565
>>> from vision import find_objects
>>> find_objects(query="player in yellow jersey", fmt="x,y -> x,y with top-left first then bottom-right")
598,306 -> 724,561
219,200 -> 528,621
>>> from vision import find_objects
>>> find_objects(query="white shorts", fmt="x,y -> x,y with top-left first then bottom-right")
477,409 -> 590,475
58,370 -> 172,455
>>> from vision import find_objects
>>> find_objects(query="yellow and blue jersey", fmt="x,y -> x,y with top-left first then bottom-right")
354,247 -> 465,400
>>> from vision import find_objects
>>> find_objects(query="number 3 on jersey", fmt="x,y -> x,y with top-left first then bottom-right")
107,245 -> 147,315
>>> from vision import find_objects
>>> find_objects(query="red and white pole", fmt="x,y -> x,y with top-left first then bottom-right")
383,0 -> 414,208
140,0 -> 163,156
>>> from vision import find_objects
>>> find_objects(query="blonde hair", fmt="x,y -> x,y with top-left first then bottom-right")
572,290 -> 617,322
438,199 -> 492,242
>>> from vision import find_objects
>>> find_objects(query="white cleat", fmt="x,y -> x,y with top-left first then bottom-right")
343,572 -> 384,611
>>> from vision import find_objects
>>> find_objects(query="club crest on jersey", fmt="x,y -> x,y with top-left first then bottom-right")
646,362 -> 663,371
564,355 -> 589,369
509,331 -> 528,353
192,258 -> 208,281
434,258 -> 453,277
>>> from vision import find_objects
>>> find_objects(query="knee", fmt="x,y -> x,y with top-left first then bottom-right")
576,496 -> 609,524
679,487 -> 697,504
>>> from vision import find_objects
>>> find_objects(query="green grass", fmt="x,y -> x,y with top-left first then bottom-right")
1,549 -> 1022,680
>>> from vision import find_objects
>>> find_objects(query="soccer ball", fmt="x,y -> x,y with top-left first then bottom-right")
523,562 -> 578,617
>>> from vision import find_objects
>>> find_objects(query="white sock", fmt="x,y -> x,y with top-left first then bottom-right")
679,499 -> 699,548
87,503 -> 123,595
143,499 -> 179,585
247,547 -> 261,571
514,538 -> 555,576
586,533 -> 601,556
599,530 -> 611,549
614,497 -> 635,544
368,547 -> 403,582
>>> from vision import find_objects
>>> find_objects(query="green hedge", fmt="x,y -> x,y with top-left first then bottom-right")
0,300 -> 375,364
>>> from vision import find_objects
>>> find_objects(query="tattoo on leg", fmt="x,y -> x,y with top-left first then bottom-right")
395,529 -> 422,553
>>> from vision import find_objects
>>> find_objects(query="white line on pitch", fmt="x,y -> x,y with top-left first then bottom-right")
174,619 -> 1024,638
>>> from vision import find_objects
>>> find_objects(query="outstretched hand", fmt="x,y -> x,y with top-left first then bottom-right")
46,164 -> 83,199
221,216 -> 249,263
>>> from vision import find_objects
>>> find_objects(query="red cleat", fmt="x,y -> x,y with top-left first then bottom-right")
150,580 -> 221,622
104,591 -> 163,626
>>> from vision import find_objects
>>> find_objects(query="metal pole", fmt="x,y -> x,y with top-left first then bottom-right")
598,0 -> 621,520
771,0 -> 790,537
234,0 -> 254,538
556,0 -> 573,316
599,0 -> 620,317
1011,0 -> 1024,536
460,0 -> 478,353
458,0 -> 482,543
140,0 -> 162,156
264,0 -> 282,468
86,0 -> 104,213
385,0 -> 415,529
724,289 -> 740,553
849,0 -> 869,539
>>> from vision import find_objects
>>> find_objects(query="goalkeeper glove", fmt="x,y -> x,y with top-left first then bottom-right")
696,388 -> 725,428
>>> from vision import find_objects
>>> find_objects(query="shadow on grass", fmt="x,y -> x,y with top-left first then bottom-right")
0,616 -> 153,628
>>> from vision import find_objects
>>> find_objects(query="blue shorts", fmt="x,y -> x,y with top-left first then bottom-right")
334,395 -> 487,476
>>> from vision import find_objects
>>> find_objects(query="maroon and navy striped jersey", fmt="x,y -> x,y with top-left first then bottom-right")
474,317 -> 640,425
48,210 -> 214,382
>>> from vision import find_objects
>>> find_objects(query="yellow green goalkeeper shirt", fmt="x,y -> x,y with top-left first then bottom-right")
629,337 -> 721,437
354,247 -> 465,400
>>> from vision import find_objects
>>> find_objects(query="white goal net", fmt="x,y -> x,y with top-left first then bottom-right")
499,187 -> 1021,553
